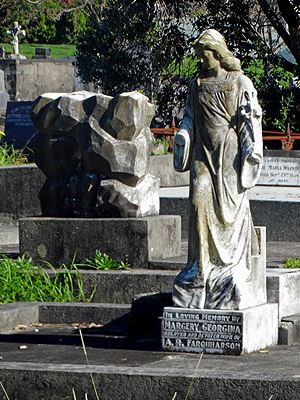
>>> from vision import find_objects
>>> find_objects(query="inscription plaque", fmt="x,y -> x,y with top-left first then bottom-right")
162,307 -> 243,355
4,101 -> 36,149
258,157 -> 300,186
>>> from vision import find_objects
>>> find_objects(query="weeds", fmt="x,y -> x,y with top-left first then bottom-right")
79,329 -> 100,400
0,249 -> 130,304
84,250 -> 130,270
0,254 -> 94,304
0,132 -> 28,166
184,352 -> 203,400
151,137 -> 171,155
283,258 -> 300,269
0,381 -> 10,400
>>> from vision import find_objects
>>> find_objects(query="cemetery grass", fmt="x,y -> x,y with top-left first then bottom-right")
0,251 -> 130,304
0,43 -> 76,59
0,133 -> 28,166
0,254 -> 94,304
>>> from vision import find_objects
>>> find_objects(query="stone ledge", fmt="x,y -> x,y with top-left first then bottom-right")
267,268 -> 300,319
19,215 -> 181,268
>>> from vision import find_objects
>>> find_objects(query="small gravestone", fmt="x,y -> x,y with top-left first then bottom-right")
32,48 -> 51,59
4,101 -> 36,149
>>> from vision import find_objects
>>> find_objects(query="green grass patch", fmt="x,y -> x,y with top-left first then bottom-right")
0,250 -> 130,304
0,42 -> 76,59
0,254 -> 94,304
0,133 -> 28,166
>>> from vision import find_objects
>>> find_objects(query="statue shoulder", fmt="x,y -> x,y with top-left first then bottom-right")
231,71 -> 255,91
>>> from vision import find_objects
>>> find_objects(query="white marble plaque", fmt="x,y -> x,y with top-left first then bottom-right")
258,157 -> 300,186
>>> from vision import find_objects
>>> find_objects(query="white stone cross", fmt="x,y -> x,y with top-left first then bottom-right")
6,22 -> 26,56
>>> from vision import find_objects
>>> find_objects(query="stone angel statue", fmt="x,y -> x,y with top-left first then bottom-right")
173,29 -> 263,310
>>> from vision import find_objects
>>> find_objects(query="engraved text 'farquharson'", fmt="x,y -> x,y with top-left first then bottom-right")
162,309 -> 243,355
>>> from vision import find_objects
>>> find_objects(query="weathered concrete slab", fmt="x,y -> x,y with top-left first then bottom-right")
149,154 -> 189,187
0,324 -> 299,400
0,224 -> 19,245
279,314 -> 300,345
267,268 -> 300,319
78,269 -> 176,304
19,215 -> 181,268
0,302 -> 131,334
160,195 -> 300,242
38,302 -> 131,326
0,302 -> 39,333
0,165 -> 45,220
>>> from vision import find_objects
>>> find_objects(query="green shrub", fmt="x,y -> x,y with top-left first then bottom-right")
283,258 -> 300,269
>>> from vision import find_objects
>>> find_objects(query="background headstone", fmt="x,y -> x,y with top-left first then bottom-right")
4,101 -> 36,149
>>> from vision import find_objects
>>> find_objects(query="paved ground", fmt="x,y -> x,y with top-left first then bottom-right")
0,323 -> 300,399
0,186 -> 300,398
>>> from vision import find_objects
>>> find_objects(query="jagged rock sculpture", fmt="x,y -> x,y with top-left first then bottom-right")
31,90 -> 159,218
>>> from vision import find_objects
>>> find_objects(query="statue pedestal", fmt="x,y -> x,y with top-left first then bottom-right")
19,215 -> 181,268
162,304 -> 278,355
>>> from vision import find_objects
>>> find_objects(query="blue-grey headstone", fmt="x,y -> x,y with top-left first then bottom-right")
4,101 -> 37,149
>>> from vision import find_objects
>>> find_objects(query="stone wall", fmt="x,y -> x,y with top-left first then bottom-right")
0,58 -> 77,101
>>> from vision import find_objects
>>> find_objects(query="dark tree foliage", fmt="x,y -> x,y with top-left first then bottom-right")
196,0 -> 300,133
76,0 -> 200,125
0,0 -> 96,44
76,0 -> 299,130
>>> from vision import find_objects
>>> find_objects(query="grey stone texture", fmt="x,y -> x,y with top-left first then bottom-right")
38,302 -> 131,328
0,92 -> 9,112
279,315 -> 300,345
0,164 -> 45,220
149,154 -> 189,187
160,196 -> 300,242
0,322 -> 300,400
19,215 -> 181,268
0,302 -> 39,333
31,90 -> 159,218
250,200 -> 300,241
0,58 -> 75,101
0,68 -> 5,92
267,268 -> 300,319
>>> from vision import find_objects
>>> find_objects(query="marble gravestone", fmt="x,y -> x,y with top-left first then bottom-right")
162,29 -> 278,355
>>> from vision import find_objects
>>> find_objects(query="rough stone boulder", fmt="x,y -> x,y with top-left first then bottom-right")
31,90 -> 159,218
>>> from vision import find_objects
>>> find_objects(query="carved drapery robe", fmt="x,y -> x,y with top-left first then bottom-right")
173,71 -> 263,310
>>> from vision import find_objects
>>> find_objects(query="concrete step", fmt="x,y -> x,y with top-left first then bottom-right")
279,314 -> 300,345
0,224 -> 19,246
0,317 -> 299,399
0,302 -> 131,334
